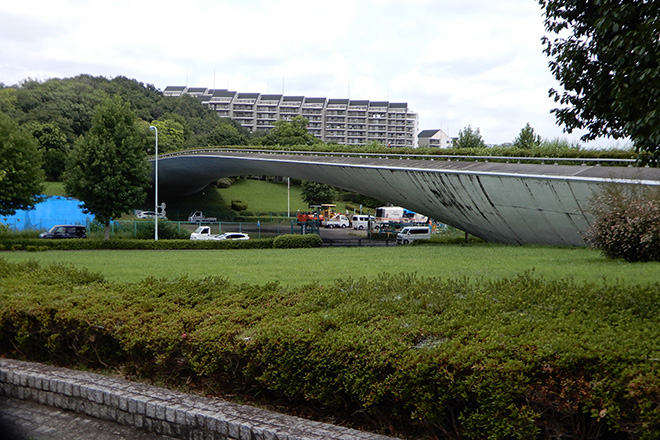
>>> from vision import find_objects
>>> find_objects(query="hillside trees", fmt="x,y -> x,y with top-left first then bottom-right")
64,96 -> 150,239
0,112 -> 45,216
259,116 -> 321,146
3,75 -> 252,165
539,0 -> 660,165
144,118 -> 185,154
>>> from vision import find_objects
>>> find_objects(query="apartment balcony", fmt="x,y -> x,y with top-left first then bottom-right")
233,112 -> 256,119
257,113 -> 277,120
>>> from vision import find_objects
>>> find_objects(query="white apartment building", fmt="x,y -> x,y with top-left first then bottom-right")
164,86 -> 419,147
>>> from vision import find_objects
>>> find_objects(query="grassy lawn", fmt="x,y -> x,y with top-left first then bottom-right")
216,179 -> 309,214
44,179 -> 365,221
43,181 -> 66,196
3,244 -> 659,287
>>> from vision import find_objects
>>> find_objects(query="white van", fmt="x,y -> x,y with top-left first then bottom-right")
396,226 -> 431,244
352,214 -> 375,230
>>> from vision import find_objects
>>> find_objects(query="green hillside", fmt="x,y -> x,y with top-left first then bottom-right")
45,179 -> 364,222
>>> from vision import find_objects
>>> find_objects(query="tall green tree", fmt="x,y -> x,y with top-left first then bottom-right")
260,116 -> 321,146
513,123 -> 542,150
27,122 -> 69,180
64,96 -> 150,239
300,180 -> 338,206
0,112 -> 45,216
539,0 -> 660,165
455,125 -> 486,149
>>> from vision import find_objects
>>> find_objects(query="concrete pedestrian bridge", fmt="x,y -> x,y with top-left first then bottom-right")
153,149 -> 660,246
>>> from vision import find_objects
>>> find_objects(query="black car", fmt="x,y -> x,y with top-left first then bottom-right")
39,225 -> 87,239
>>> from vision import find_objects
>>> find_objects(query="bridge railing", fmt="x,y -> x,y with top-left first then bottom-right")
157,148 -> 637,166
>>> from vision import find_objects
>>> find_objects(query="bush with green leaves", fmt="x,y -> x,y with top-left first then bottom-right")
133,220 -> 189,240
586,185 -> 660,262
273,233 -> 322,248
231,199 -> 248,212
1,261 -> 659,439
0,237 -> 275,251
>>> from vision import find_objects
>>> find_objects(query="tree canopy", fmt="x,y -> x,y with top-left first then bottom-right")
300,181 -> 338,206
0,75 -> 250,164
513,123 -> 542,150
539,0 -> 660,164
64,96 -> 150,239
455,125 -> 486,149
0,112 -> 45,216
259,116 -> 322,146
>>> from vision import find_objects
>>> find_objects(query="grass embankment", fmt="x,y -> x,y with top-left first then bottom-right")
137,178 -> 357,222
1,257 -> 658,439
3,244 -> 660,287
43,179 -> 365,223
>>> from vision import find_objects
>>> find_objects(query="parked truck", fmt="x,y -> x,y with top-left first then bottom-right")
374,206 -> 428,228
323,213 -> 350,228
190,226 -> 222,240
188,211 -> 217,223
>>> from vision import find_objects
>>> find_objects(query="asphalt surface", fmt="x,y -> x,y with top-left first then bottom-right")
0,397 -> 175,440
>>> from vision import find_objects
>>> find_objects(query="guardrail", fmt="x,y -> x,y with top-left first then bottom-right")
157,148 -> 637,166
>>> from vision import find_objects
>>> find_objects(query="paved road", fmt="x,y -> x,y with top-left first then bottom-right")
0,398 -> 175,440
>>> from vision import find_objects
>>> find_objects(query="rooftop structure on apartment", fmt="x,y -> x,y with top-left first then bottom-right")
164,86 -> 419,147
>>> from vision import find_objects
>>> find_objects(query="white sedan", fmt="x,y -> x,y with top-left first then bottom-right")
136,210 -> 166,219
218,232 -> 250,240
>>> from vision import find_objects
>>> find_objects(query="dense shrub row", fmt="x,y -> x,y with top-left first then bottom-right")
0,234 -> 323,251
220,144 -> 637,163
1,259 -> 658,439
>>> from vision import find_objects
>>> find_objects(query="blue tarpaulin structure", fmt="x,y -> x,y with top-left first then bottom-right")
0,196 -> 94,231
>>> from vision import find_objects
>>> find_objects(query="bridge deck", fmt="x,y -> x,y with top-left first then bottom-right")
153,150 -> 660,245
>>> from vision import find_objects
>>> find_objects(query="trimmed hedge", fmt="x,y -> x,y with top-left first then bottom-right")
1,259 -> 658,439
273,233 -> 323,248
0,237 -> 275,251
0,234 -> 323,251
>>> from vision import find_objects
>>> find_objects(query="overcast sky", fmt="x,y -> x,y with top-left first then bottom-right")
0,0 -> 628,148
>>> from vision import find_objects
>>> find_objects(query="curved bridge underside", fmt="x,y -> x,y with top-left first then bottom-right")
153,150 -> 660,246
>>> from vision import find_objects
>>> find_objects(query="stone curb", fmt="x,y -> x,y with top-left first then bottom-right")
0,359 -> 399,440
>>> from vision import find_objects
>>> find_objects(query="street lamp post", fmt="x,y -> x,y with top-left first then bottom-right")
149,126 -> 158,241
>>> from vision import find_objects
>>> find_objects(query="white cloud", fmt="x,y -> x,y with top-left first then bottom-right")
0,0 -> 625,147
